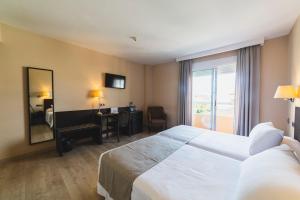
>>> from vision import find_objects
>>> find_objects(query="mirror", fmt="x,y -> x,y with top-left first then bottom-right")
27,67 -> 54,144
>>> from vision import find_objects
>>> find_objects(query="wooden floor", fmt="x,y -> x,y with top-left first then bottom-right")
0,132 -> 153,200
31,124 -> 54,143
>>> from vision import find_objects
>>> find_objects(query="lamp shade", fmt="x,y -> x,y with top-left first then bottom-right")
90,90 -> 104,98
274,85 -> 297,99
37,91 -> 50,98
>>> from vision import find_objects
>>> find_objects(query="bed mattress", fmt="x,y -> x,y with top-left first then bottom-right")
188,128 -> 250,160
132,145 -> 241,200
161,125 -> 250,160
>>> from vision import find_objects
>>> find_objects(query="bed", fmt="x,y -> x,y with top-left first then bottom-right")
160,125 -> 250,161
44,99 -> 53,128
97,125 -> 300,200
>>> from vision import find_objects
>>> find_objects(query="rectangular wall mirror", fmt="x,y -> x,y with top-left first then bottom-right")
27,67 -> 55,144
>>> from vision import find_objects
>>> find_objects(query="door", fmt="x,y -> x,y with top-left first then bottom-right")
192,59 -> 236,133
192,69 -> 214,129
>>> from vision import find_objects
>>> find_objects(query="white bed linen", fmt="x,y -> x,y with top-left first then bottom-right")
234,145 -> 300,200
282,136 -> 300,161
132,145 -> 241,200
97,125 -> 295,200
171,126 -> 251,161
98,149 -> 114,200
159,125 -> 207,142
45,108 -> 53,128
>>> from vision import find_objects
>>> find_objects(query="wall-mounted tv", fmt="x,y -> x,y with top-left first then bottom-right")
105,73 -> 126,89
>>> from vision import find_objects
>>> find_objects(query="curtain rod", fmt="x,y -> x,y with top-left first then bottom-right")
176,38 -> 264,62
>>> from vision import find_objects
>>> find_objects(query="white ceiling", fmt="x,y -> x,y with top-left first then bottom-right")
0,0 -> 300,65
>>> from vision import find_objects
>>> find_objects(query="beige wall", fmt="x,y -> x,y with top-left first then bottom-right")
288,16 -> 300,137
0,24 -> 145,160
0,24 -> 2,42
152,62 -> 179,127
260,36 -> 289,133
144,65 -> 153,125
150,38 -> 290,132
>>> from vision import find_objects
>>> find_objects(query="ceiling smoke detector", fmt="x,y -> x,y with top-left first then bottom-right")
129,36 -> 137,42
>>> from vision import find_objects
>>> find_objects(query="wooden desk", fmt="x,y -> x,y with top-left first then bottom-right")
96,110 -> 143,140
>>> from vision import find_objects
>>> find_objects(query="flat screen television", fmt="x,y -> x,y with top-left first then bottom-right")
105,73 -> 126,89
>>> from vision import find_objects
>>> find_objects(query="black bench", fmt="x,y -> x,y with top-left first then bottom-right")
55,109 -> 102,156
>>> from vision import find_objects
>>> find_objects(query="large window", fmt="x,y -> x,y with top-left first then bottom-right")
192,56 -> 236,133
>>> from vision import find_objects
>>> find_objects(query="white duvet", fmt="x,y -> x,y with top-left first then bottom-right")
188,130 -> 250,161
132,145 -> 241,200
97,125 -> 300,200
161,125 -> 250,161
45,108 -> 53,128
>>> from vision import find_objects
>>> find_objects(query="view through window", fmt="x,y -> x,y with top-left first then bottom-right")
192,60 -> 236,133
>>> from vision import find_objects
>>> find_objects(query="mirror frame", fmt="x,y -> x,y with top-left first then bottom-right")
26,67 -> 55,145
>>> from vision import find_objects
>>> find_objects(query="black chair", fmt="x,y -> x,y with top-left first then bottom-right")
118,111 -> 131,136
147,106 -> 167,132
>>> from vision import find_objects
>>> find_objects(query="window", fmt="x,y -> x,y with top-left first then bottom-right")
192,56 -> 236,133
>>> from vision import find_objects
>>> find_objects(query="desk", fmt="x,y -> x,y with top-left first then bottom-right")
54,109 -> 143,155
96,110 -> 143,141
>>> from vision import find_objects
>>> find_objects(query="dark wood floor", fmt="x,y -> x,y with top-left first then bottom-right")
0,132 -> 153,200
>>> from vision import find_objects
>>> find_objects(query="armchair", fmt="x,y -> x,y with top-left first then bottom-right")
147,106 -> 167,132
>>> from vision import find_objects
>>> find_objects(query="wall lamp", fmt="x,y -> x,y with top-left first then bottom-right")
274,85 -> 298,102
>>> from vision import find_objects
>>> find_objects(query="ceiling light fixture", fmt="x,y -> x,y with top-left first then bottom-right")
129,36 -> 137,42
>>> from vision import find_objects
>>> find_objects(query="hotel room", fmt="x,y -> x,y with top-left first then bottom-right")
1,0 -> 300,200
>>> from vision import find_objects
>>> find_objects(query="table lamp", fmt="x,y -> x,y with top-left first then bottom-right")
90,90 -> 104,114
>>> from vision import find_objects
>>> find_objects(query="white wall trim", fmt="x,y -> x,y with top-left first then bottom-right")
176,38 -> 264,62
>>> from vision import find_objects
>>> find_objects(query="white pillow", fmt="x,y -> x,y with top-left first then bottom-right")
249,122 -> 273,138
234,146 -> 300,200
249,123 -> 283,155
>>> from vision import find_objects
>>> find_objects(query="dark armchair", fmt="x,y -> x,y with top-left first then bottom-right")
147,106 -> 167,132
